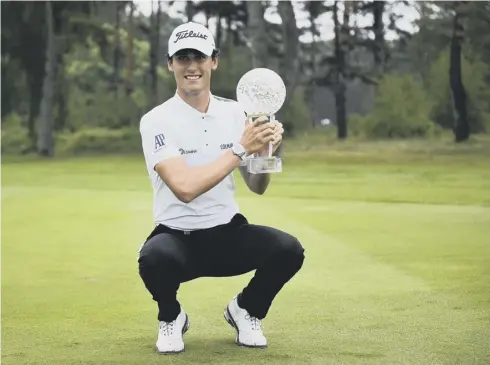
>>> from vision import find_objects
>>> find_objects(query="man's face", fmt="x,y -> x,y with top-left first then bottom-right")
168,49 -> 218,95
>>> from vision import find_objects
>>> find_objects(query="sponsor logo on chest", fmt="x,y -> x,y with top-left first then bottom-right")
220,142 -> 234,150
179,148 -> 197,155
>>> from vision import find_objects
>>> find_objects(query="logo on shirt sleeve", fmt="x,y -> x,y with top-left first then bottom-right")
154,134 -> 165,152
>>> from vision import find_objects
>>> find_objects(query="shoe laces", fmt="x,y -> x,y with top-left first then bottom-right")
159,320 -> 175,336
244,313 -> 262,331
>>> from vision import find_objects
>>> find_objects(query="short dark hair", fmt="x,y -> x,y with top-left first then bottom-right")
212,48 -> 221,58
167,48 -> 220,62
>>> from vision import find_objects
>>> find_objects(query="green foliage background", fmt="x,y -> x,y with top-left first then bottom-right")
2,1 -> 489,156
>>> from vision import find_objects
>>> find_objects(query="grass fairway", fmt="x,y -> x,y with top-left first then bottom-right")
2,138 -> 490,365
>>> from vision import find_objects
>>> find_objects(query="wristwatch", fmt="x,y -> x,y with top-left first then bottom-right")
231,143 -> 246,160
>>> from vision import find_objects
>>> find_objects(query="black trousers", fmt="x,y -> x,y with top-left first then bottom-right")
138,213 -> 305,322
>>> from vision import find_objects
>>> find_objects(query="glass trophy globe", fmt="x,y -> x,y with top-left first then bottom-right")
236,68 -> 286,174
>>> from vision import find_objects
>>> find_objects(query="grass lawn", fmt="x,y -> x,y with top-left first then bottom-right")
2,137 -> 490,365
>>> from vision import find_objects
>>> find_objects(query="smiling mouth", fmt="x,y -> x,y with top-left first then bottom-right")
185,75 -> 202,80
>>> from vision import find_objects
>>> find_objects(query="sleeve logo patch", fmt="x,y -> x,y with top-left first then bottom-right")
154,134 -> 165,151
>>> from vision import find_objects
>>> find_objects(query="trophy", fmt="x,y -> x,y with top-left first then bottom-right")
236,68 -> 286,174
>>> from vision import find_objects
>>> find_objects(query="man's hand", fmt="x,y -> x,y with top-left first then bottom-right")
258,120 -> 284,156
238,116 -> 281,195
240,116 -> 275,155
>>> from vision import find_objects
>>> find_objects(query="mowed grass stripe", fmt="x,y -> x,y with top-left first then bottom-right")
238,196 -> 490,365
1,187 -> 438,365
3,152 -> 490,207
2,149 -> 490,364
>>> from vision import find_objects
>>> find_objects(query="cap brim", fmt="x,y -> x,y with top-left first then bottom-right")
169,38 -> 214,57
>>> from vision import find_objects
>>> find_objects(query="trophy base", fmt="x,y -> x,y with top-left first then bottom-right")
247,157 -> 282,174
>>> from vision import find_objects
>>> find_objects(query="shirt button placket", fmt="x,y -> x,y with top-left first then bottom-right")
202,115 -> 209,148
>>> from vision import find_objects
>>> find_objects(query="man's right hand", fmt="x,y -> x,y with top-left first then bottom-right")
240,116 -> 275,155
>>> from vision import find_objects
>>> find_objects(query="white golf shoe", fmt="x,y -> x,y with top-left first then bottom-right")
156,307 -> 190,354
224,296 -> 267,348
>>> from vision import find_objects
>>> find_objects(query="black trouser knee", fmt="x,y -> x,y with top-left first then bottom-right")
138,233 -> 185,322
239,236 -> 305,319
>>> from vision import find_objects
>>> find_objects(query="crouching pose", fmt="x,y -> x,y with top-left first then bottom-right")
138,21 -> 305,354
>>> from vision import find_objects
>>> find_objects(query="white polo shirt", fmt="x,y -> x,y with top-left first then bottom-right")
139,91 -> 247,230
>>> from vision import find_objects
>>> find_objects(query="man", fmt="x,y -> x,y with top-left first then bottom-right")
138,21 -> 305,354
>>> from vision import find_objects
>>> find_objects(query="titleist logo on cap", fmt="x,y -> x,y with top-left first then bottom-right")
174,30 -> 208,43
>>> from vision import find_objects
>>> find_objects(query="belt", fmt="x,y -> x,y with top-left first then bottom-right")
159,224 -> 202,236
148,214 -> 247,241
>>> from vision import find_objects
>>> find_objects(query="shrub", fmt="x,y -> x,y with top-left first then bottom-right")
280,86 -> 313,137
346,113 -> 368,138
1,113 -> 31,154
363,74 -> 440,138
60,127 -> 141,155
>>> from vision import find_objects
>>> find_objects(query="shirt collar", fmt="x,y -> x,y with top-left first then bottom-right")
173,90 -> 220,118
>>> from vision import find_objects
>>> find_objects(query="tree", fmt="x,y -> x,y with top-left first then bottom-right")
1,1 -> 47,150
407,2 -> 451,86
2,1 -> 100,153
185,0 -> 195,22
450,1 -> 469,142
277,0 -> 300,123
303,1 -> 326,127
37,1 -> 56,157
194,1 -> 248,52
312,1 -> 371,139
125,1 -> 134,97
332,0 -> 350,139
371,1 -> 386,77
464,2 -> 490,81
113,1 -> 123,102
245,1 -> 268,68
149,0 -> 161,109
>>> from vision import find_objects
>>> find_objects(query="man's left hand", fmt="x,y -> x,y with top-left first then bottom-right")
258,120 -> 284,156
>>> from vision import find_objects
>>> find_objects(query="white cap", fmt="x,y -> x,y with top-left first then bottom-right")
168,22 -> 216,57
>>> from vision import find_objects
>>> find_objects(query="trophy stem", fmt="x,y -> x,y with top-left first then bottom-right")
269,114 -> 275,158
244,111 -> 281,173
